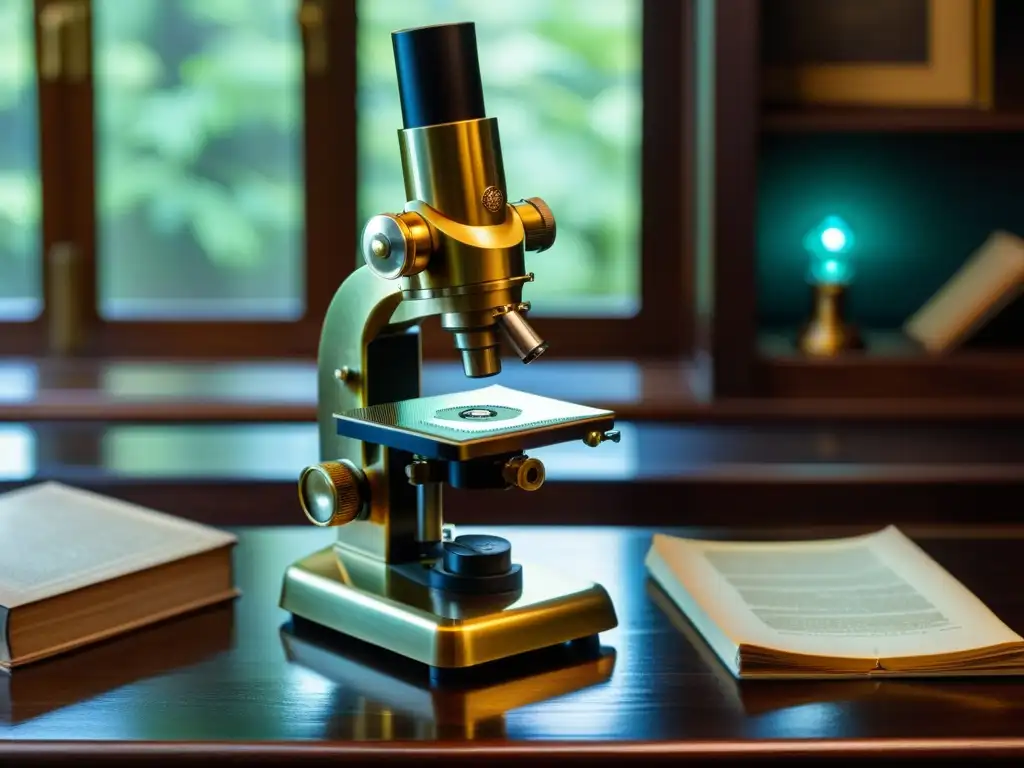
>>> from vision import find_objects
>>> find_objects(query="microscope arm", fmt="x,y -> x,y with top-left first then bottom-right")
315,264 -> 437,465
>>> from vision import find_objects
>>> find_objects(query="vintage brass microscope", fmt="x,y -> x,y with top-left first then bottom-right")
279,22 -> 620,670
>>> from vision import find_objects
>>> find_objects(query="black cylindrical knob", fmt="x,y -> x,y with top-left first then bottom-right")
392,22 -> 486,129
441,534 -> 512,577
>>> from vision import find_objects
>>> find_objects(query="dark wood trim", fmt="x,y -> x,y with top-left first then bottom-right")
759,354 -> 1024,400
5,476 -> 1020,529
755,331 -> 1024,399
11,396 -> 1024,424
763,107 -> 1024,134
5,419 -> 1024,526
69,0 -> 99,347
5,738 -> 1024,765
692,0 -> 760,397
5,357 -> 1024,424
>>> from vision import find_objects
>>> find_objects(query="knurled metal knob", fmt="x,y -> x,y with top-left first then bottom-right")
518,197 -> 557,252
361,211 -> 432,279
298,459 -> 367,527
501,455 -> 546,491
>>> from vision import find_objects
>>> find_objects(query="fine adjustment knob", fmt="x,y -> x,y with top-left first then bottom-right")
298,459 -> 367,527
514,197 -> 557,253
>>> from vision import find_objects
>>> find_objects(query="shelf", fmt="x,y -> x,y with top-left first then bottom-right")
5,421 -> 1024,527
761,108 -> 1024,134
757,329 -> 1024,399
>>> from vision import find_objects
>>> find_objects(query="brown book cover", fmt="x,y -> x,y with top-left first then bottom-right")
0,482 -> 238,670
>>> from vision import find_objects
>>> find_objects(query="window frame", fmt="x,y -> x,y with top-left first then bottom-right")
0,0 -> 690,360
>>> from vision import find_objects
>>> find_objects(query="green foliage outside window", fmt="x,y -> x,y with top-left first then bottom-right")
0,0 -> 640,322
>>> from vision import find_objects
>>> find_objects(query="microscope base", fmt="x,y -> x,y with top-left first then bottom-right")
279,545 -> 618,669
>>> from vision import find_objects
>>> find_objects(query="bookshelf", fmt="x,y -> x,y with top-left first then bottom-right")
692,0 -> 1024,411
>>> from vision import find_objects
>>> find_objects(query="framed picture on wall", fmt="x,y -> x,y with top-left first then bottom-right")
761,0 -> 991,107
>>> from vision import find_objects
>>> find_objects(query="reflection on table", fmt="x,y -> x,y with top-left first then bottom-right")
280,617 -> 615,741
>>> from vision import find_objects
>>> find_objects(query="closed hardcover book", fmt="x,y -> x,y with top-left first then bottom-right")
0,482 -> 239,671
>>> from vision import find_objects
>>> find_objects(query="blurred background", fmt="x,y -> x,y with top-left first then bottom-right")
0,0 -> 641,322
1,0 -> 1022,528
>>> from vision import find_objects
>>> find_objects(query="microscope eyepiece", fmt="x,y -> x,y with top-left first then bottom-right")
392,22 -> 486,130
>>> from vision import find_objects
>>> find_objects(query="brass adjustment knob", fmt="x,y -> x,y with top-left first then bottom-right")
514,197 -> 557,252
298,459 -> 367,527
361,211 -> 432,279
502,455 -> 546,491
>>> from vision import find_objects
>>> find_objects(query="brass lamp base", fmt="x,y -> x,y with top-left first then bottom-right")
796,283 -> 864,357
280,545 -> 618,669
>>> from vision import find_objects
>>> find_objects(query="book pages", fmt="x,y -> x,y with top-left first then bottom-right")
647,526 -> 1022,665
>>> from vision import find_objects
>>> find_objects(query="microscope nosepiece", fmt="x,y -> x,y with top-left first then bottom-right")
496,308 -> 548,364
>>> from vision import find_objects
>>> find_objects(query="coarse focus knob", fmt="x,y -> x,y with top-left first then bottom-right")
361,211 -> 433,279
298,459 -> 367,527
514,197 -> 557,252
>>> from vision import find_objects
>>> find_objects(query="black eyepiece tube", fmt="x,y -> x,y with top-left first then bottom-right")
391,22 -> 486,129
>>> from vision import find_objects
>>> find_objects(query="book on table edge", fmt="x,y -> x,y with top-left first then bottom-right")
0,482 -> 239,671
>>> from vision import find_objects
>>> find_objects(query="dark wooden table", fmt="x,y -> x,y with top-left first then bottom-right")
4,525 -> 1024,765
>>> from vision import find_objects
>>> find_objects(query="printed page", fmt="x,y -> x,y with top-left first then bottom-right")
0,482 -> 236,609
649,526 -> 1022,662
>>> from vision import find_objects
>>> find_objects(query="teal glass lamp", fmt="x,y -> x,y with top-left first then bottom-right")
796,216 -> 864,356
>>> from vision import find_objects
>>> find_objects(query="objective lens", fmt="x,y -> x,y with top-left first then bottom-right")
496,309 -> 547,364
459,345 -> 501,378
441,313 -> 503,378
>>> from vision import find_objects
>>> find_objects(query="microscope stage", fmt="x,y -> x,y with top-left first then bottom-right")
334,384 -> 615,461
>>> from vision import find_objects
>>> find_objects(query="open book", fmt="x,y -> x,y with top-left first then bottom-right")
646,526 -> 1024,679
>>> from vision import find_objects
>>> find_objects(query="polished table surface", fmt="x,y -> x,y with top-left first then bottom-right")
4,525 -> 1024,765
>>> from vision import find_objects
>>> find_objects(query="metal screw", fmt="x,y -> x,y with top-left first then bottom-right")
583,429 -> 621,448
334,367 -> 354,383
370,235 -> 390,259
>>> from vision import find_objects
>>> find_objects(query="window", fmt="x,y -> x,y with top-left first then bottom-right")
94,0 -> 305,322
0,0 -> 42,323
0,0 -> 687,359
